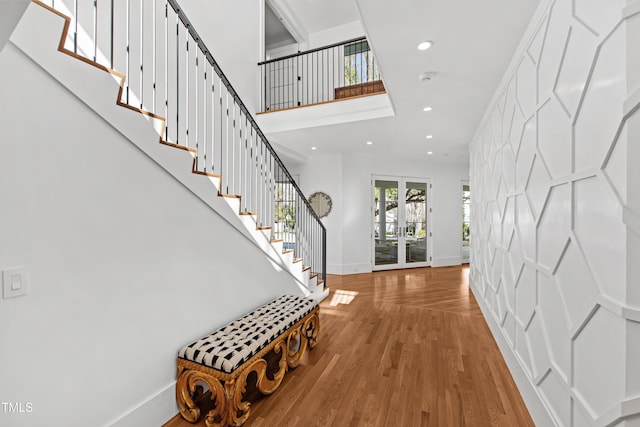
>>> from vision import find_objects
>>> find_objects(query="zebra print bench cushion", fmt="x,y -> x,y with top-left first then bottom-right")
178,295 -> 318,374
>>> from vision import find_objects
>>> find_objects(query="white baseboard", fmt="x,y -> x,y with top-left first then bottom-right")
432,256 -> 462,267
469,276 -> 556,427
108,382 -> 178,427
328,263 -> 371,275
330,259 -> 466,274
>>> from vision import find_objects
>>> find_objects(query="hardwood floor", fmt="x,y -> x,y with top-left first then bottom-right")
164,266 -> 534,427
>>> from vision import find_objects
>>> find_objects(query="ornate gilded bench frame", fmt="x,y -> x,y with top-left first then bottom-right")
176,306 -> 319,427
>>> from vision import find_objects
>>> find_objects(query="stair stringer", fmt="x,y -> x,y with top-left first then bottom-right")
10,1 -> 326,297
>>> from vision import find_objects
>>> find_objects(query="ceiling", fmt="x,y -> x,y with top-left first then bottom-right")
265,0 -> 541,165
264,3 -> 296,49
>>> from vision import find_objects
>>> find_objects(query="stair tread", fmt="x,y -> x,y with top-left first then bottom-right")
302,266 -> 311,271
282,249 -> 294,254
270,239 -> 283,243
192,170 -> 221,178
293,258 -> 303,263
160,140 -> 196,153
219,193 -> 242,199
239,211 -> 258,216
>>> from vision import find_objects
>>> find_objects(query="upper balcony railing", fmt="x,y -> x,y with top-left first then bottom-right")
258,37 -> 386,113
37,0 -> 326,287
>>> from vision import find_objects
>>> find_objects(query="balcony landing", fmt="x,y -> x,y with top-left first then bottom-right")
255,91 -> 394,133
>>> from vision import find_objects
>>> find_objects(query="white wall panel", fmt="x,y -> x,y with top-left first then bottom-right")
554,240 -> 598,329
527,14 -> 548,64
537,183 -> 571,271
537,1 -> 571,101
503,146 -> 517,193
574,176 -> 626,303
573,307 -> 626,417
516,193 -> 537,261
516,265 -> 536,326
604,124 -> 627,205
469,0 -> 640,424
502,197 -> 516,250
517,55 -> 538,118
540,369 -> 571,426
574,0 -> 625,36
555,24 -> 598,117
538,98 -> 572,178
525,156 -> 552,219
515,118 -> 537,189
574,25 -> 626,172
516,324 -> 534,378
525,311 -> 552,380
538,272 -> 571,379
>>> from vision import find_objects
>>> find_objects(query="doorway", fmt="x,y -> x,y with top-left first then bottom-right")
372,176 -> 431,270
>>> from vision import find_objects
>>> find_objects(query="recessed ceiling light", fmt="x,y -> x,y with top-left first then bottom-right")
426,135 -> 433,139
427,151 -> 433,155
423,106 -> 432,112
311,146 -> 317,150
419,71 -> 436,82
418,41 -> 433,51
366,141 -> 373,145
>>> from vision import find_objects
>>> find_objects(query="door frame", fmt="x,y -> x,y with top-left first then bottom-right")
371,175 -> 432,271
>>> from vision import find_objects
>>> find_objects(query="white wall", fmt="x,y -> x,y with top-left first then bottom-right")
290,153 -> 469,274
179,0 -> 263,115
0,0 -> 29,52
469,0 -> 640,425
0,37 -> 304,427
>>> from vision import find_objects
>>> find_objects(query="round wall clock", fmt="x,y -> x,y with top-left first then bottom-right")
309,192 -> 332,218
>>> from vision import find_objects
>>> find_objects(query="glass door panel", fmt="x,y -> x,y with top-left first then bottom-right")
405,181 -> 427,265
374,179 -> 400,267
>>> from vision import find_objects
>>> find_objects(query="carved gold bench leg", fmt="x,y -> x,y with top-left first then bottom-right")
176,364 -> 227,427
253,340 -> 289,395
223,340 -> 289,426
305,311 -> 320,349
286,310 -> 320,368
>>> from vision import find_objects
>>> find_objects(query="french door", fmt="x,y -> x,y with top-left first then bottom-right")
372,176 -> 431,270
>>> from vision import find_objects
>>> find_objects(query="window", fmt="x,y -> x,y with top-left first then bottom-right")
274,181 -> 296,238
344,40 -> 380,86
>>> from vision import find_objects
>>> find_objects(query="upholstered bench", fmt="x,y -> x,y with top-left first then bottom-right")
175,295 -> 320,427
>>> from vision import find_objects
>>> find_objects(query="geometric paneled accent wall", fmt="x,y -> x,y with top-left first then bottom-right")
469,0 -> 640,425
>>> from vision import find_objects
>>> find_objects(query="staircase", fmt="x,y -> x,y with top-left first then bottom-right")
17,0 -> 327,298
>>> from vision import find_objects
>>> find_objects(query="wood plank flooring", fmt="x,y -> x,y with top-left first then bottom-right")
164,266 -> 534,427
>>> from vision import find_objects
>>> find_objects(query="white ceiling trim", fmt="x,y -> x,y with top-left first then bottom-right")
266,0 -> 308,43
353,0 -> 396,115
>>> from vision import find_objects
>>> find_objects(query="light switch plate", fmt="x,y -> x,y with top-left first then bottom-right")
3,267 -> 28,299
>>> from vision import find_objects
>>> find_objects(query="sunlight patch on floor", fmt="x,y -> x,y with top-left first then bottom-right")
329,289 -> 358,306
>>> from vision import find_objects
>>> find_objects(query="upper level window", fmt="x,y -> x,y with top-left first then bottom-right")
344,40 -> 380,86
